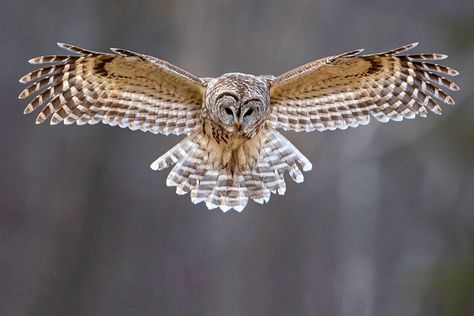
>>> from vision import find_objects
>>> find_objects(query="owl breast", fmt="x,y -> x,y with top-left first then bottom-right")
201,110 -> 265,175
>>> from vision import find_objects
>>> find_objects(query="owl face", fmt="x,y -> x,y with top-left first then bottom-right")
205,73 -> 270,135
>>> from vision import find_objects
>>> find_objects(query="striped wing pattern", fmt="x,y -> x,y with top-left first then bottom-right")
268,43 -> 459,132
19,43 -> 206,135
151,128 -> 312,212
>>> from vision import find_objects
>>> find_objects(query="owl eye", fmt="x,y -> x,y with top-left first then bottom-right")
224,107 -> 233,115
243,108 -> 254,117
216,93 -> 238,119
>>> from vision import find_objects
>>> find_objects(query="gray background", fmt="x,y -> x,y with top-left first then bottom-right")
1,0 -> 473,315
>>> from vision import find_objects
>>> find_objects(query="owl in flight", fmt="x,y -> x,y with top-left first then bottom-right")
19,43 -> 459,212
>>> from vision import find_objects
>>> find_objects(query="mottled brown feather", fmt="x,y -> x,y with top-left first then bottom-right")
268,43 -> 459,132
19,43 -> 206,135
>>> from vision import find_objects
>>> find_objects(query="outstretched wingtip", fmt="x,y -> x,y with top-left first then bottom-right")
18,88 -> 29,99
401,42 -> 419,51
340,48 -> 364,58
110,47 -> 140,57
449,68 -> 460,76
28,57 -> 39,64
379,42 -> 419,55
57,43 -> 99,55
57,42 -> 79,51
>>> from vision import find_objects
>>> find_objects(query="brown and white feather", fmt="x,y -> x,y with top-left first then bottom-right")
268,42 -> 459,132
150,127 -> 311,212
19,43 -> 205,135
19,43 -> 459,212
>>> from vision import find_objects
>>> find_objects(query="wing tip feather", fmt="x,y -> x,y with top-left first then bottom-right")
445,96 -> 455,105
58,42 -> 101,55
23,104 -> 34,114
19,75 -> 29,84
450,82 -> 460,91
18,90 -> 28,99
449,68 -> 460,76
28,57 -> 40,64
110,48 -> 138,57
401,42 -> 419,52
35,113 -> 46,124
434,53 -> 448,60
341,48 -> 364,58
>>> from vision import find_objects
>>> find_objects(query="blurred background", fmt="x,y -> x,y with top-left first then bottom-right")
1,0 -> 473,315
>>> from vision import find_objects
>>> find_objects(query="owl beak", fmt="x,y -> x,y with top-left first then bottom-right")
235,122 -> 241,130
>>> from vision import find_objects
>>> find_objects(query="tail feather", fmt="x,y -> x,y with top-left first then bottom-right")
264,128 -> 312,173
206,173 -> 248,212
150,132 -> 197,171
261,144 -> 287,194
150,127 -> 312,212
242,171 -> 271,204
167,144 -> 200,194
191,169 -> 218,204
208,172 -> 230,209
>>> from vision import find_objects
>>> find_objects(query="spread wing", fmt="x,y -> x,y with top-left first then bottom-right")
268,43 -> 459,132
19,43 -> 207,135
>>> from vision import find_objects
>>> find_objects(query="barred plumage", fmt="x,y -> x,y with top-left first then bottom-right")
267,42 -> 459,132
19,44 -> 205,135
19,43 -> 459,212
151,127 -> 311,211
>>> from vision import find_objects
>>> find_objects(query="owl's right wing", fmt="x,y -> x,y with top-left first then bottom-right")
19,43 -> 207,135
267,43 -> 459,132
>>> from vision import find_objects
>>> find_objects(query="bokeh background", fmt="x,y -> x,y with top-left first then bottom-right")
1,0 -> 473,315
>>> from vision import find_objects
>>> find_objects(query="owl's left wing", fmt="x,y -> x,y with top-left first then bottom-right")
19,43 -> 207,135
267,43 -> 459,132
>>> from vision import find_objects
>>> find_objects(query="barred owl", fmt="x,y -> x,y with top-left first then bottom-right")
19,43 -> 459,212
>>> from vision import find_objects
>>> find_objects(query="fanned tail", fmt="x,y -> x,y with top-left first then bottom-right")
150,127 -> 312,212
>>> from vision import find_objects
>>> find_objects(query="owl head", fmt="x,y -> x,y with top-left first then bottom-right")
204,73 -> 270,135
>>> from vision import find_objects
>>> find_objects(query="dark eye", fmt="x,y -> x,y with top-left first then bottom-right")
244,108 -> 254,117
224,107 -> 233,115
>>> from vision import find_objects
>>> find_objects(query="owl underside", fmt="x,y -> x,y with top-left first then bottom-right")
151,126 -> 312,212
